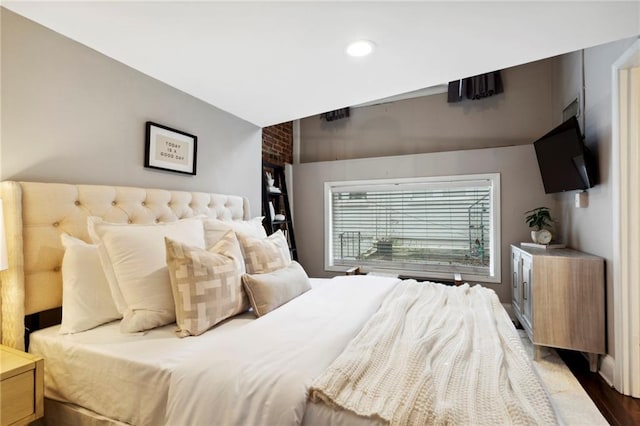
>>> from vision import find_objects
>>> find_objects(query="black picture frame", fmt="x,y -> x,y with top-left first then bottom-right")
144,122 -> 197,175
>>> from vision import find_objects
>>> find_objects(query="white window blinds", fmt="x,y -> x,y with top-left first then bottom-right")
325,174 -> 501,282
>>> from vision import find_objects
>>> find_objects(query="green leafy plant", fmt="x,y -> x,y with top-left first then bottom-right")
525,207 -> 553,231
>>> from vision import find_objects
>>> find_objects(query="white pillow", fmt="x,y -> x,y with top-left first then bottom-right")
59,234 -> 121,334
202,217 -> 266,250
87,216 -> 205,333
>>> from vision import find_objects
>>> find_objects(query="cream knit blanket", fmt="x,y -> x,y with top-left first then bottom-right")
309,281 -> 558,426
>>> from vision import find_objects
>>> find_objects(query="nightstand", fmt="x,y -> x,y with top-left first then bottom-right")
1,345 -> 44,425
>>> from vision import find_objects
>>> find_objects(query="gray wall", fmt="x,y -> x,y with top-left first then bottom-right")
293,145 -> 556,303
294,57 -> 562,303
1,9 -> 262,214
551,37 -> 638,357
300,58 -> 555,162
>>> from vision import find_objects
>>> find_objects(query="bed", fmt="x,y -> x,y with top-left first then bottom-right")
0,181 -> 558,425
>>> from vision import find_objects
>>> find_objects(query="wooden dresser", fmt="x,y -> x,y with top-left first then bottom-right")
1,345 -> 44,425
510,244 -> 605,372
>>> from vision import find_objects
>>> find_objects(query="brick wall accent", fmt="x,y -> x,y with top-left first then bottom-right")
262,122 -> 293,166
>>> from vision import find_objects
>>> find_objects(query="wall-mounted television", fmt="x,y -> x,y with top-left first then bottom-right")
533,116 -> 597,194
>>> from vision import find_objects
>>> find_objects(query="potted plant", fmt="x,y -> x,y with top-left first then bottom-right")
525,207 -> 553,244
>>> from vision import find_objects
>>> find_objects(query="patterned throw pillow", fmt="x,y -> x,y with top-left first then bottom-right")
236,230 -> 292,274
165,231 -> 249,337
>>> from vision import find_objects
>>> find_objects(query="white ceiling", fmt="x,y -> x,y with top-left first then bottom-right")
4,1 -> 639,127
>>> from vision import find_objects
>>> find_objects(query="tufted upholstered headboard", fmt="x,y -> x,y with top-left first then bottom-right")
0,181 -> 251,350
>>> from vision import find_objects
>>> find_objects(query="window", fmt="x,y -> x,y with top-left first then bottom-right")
324,173 -> 501,282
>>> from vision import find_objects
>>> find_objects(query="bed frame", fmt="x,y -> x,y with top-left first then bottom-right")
0,181 -> 250,351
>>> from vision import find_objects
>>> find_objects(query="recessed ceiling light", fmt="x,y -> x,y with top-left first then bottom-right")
346,40 -> 375,57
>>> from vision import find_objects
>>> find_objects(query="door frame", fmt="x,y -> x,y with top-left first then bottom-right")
611,38 -> 640,397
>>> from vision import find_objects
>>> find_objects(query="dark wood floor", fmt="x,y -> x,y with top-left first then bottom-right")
558,349 -> 640,426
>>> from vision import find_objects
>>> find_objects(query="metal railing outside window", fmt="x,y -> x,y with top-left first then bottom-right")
324,174 -> 501,282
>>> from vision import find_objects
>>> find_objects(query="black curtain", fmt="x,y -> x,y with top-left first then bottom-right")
447,71 -> 503,103
320,107 -> 351,122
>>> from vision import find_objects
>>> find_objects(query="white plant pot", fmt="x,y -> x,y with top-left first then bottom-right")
531,230 -> 540,243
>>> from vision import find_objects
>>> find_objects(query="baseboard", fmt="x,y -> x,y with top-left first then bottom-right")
599,354 -> 615,387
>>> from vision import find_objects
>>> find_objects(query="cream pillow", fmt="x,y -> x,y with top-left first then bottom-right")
87,216 -> 205,333
202,217 -> 266,251
242,261 -> 311,317
59,234 -> 121,334
165,231 -> 248,337
236,230 -> 292,274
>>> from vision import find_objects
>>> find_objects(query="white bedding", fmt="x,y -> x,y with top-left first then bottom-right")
29,276 -> 400,425
310,281 -> 558,425
30,311 -> 255,424
30,275 -> 557,426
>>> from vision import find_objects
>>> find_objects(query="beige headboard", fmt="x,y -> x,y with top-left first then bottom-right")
0,181 -> 251,350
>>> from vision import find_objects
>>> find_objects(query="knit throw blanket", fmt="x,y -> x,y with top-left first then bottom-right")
309,281 -> 558,426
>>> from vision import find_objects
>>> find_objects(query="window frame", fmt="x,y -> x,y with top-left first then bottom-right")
324,173 -> 501,283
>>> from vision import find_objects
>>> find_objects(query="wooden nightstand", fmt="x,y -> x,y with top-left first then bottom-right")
1,345 -> 44,425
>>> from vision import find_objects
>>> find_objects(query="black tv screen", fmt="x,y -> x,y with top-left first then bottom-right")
533,117 -> 596,194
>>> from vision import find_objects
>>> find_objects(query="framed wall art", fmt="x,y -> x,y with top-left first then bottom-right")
145,122 -> 197,175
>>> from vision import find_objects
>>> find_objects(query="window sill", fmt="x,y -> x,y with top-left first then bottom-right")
326,265 -> 501,284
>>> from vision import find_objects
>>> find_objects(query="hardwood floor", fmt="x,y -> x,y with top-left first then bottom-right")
558,349 -> 640,426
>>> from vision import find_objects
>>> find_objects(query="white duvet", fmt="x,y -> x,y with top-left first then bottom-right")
30,276 -> 399,425
31,275 -> 556,426
165,275 -> 399,425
